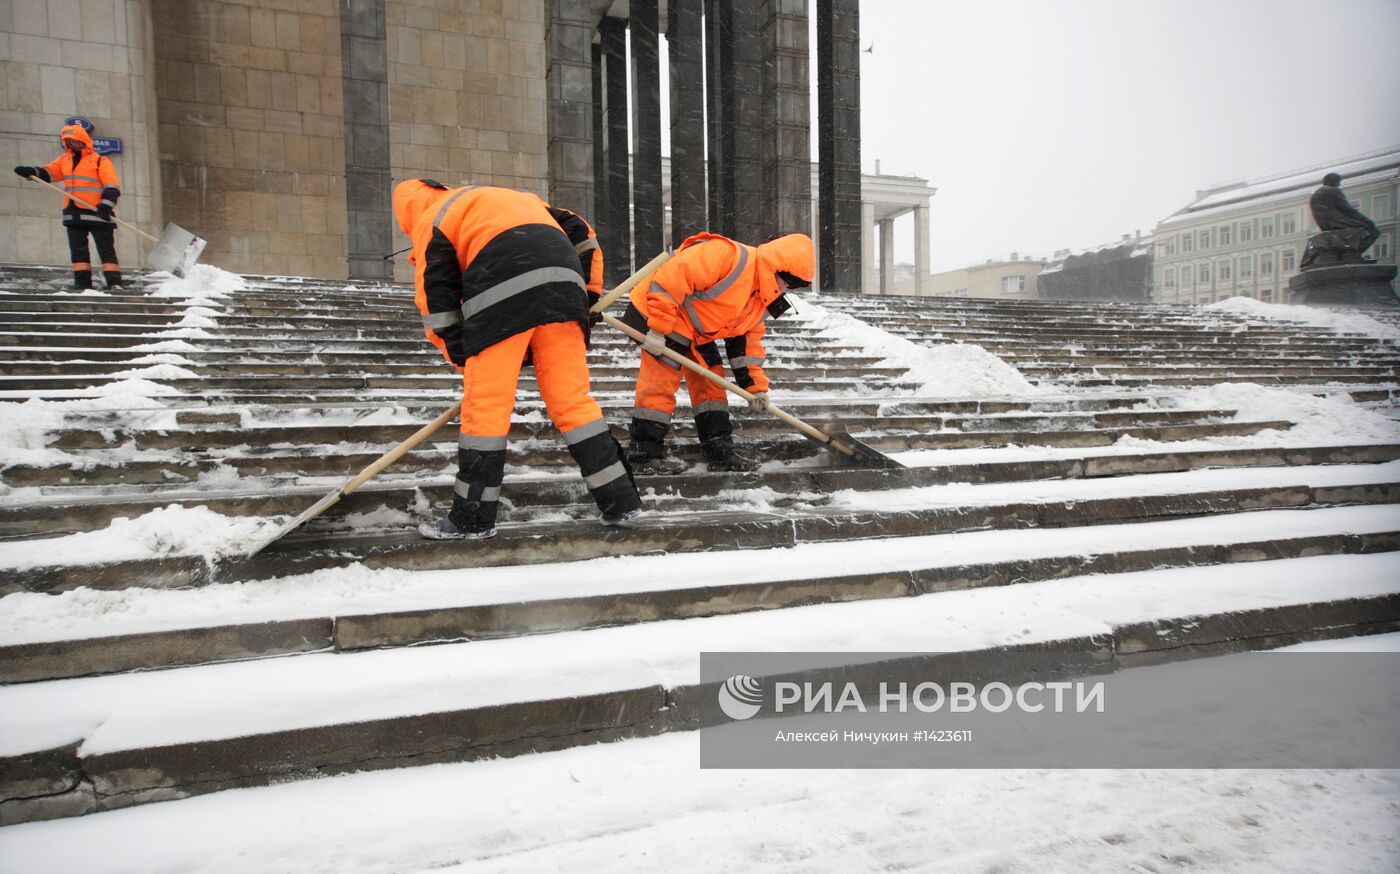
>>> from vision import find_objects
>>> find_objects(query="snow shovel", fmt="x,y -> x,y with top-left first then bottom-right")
600,313 -> 905,469
26,175 -> 207,277
244,247 -> 675,557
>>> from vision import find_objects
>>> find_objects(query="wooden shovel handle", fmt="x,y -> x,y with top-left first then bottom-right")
342,248 -> 676,496
24,175 -> 160,243
599,312 -> 855,457
592,248 -> 672,313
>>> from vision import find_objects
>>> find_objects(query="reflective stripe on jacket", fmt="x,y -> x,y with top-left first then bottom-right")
43,125 -> 120,222
393,180 -> 593,365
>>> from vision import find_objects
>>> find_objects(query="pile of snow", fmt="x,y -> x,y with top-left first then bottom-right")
107,363 -> 200,381
128,353 -> 193,365
170,306 -> 222,329
130,339 -> 199,352
146,264 -> 247,299
0,394 -> 177,468
1160,382 -> 1400,443
1205,296 -> 1400,343
0,505 -> 281,571
793,295 -> 1044,397
89,377 -> 185,397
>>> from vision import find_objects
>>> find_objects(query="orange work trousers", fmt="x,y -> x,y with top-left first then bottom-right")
633,342 -> 731,420
461,320 -> 602,437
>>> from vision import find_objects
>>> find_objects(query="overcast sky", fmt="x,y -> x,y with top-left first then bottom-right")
856,0 -> 1400,270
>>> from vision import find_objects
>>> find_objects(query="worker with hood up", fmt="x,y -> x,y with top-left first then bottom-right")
14,123 -> 124,290
621,231 -> 815,474
392,178 -> 641,539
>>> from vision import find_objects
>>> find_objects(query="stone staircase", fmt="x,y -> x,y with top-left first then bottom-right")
1,264 -> 1398,825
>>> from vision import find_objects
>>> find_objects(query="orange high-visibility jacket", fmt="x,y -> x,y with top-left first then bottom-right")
629,231 -> 813,393
393,180 -> 599,366
630,231 -> 813,340
40,125 -> 121,226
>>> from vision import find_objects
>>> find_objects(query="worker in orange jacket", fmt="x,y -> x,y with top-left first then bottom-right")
392,179 -> 640,539
622,231 -> 815,474
14,124 -> 124,290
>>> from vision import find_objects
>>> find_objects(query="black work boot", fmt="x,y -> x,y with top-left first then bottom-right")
564,425 -> 644,524
702,440 -> 761,472
696,406 -> 758,472
628,414 -> 687,475
103,270 -> 123,290
624,443 -> 688,476
71,270 -> 92,290
419,495 -> 497,540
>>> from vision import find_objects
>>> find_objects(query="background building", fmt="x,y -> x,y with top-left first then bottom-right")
1,0 -> 871,290
1153,146 -> 1399,305
888,253 -> 1046,300
1038,233 -> 1152,302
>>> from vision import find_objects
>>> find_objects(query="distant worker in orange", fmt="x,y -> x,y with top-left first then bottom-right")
622,231 -> 815,474
392,179 -> 640,539
14,124 -> 124,290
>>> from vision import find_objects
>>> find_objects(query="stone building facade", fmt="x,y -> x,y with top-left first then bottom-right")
1153,146 -> 1399,305
2,0 -> 867,290
898,255 -> 1047,301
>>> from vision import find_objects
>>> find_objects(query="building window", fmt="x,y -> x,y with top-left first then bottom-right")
1260,252 -> 1274,276
1239,222 -> 1253,243
1281,213 -> 1296,235
1238,254 -> 1253,281
1261,219 -> 1275,238
1374,234 -> 1393,260
1218,225 -> 1232,246
1181,265 -> 1194,287
1374,194 -> 1393,221
1164,268 -> 1177,289
1260,288 -> 1273,303
1218,259 -> 1231,282
1199,262 -> 1212,286
1001,275 -> 1025,294
953,287 -> 969,298
1180,233 -> 1194,253
1281,248 -> 1295,272
1162,238 -> 1176,256
1198,230 -> 1211,250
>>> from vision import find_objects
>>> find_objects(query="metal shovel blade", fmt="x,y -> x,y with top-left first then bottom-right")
815,424 -> 906,469
146,222 -> 208,277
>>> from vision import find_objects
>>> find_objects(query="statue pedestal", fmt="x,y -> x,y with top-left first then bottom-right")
1287,263 -> 1398,307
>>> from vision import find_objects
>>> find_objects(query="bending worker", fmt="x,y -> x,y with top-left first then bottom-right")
622,231 -> 815,474
392,179 -> 641,539
13,124 -> 124,290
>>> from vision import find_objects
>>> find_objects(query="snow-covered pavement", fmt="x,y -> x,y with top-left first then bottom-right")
2,635 -> 1396,874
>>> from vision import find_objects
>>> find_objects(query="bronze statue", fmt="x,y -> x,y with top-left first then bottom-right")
1300,172 -> 1380,270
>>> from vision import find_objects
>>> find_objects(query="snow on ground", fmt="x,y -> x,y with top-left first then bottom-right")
0,665 -> 1395,873
0,393 -> 179,469
3,552 -> 1398,760
1148,382 -> 1400,442
821,459 -> 1400,514
105,363 -> 200,380
1,504 -> 1394,645
2,457 -> 1394,574
0,504 -> 281,570
791,294 -> 1045,398
144,264 -> 247,299
1206,296 -> 1400,343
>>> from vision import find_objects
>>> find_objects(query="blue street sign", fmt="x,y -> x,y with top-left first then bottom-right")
92,137 -> 123,155
63,116 -> 94,132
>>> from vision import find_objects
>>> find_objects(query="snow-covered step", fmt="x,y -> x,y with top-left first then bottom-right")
1,550 -> 1396,824
3,505 -> 1396,685
7,459 -> 1398,595
37,408 -> 1229,452
0,419 -> 1295,489
6,442 -> 1395,540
